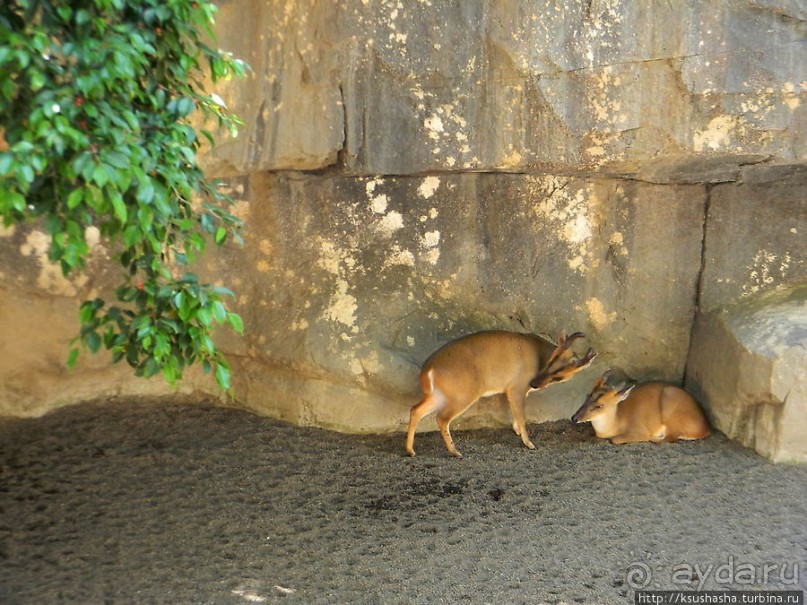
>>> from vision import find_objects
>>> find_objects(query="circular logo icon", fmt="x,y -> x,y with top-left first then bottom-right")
626,561 -> 653,589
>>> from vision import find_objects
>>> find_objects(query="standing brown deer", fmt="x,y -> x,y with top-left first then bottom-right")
406,331 -> 596,457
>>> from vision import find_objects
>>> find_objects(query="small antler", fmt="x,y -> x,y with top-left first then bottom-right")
601,369 -> 635,390
591,368 -> 614,390
560,332 -> 585,349
547,332 -> 589,366
576,347 -> 597,368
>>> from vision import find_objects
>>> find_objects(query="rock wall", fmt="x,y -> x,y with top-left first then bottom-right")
205,172 -> 706,431
1,1 -> 805,458
0,225 -> 217,417
206,0 -> 805,176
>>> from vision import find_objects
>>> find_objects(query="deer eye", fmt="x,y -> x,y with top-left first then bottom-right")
550,376 -> 563,383
593,405 -> 603,410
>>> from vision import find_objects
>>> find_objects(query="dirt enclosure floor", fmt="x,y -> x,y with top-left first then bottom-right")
0,399 -> 805,605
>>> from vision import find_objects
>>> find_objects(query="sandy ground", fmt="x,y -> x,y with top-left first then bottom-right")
0,398 -> 805,605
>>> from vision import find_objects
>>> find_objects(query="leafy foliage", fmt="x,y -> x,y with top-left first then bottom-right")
0,0 -> 247,391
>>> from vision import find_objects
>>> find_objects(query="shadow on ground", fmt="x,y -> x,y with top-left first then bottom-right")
1,399 -> 805,604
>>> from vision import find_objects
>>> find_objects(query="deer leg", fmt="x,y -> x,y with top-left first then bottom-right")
405,393 -> 443,457
506,388 -> 535,450
436,415 -> 462,458
435,402 -> 467,458
609,431 -> 651,445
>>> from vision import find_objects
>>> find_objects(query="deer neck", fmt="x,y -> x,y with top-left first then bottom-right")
589,407 -> 620,439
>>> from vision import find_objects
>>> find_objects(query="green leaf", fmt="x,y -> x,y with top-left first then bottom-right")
214,363 -> 231,391
227,312 -> 244,334
0,154 -> 13,175
176,97 -> 196,117
56,5 -> 73,21
71,152 -> 93,179
136,180 -> 155,205
110,194 -> 128,224
154,333 -> 170,358
85,331 -> 102,353
18,164 -> 35,185
152,184 -> 172,216
199,333 -> 215,353
0,78 -> 14,102
143,357 -> 160,378
200,212 -> 214,233
66,189 -> 84,209
137,205 -> 154,230
79,298 -> 102,323
30,71 -> 45,91
211,300 -> 227,323
196,308 -> 212,327
92,164 -> 109,187
160,318 -> 180,333
214,226 -> 227,244
162,361 -> 178,385
123,224 -> 142,248
1,190 -> 26,213
187,232 -> 206,252
104,150 -> 130,169
67,348 -> 80,369
156,286 -> 173,300
213,286 -> 235,298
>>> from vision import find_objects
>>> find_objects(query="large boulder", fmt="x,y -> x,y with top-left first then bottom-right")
686,285 -> 807,463
684,164 -> 807,462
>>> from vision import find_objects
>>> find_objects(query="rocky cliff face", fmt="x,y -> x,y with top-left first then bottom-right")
207,0 -> 805,176
1,0 -> 805,459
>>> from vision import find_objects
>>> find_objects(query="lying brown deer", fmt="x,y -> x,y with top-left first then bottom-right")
572,370 -> 711,444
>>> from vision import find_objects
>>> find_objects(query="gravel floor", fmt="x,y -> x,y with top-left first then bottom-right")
1,399 -> 805,604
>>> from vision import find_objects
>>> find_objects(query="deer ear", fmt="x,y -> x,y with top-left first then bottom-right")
616,384 -> 635,401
